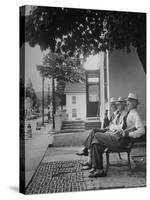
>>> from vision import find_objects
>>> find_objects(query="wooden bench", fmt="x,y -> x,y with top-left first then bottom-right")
105,138 -> 133,173
105,127 -> 146,173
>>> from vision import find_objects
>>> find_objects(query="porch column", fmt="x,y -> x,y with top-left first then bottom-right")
106,50 -> 110,119
99,52 -> 105,128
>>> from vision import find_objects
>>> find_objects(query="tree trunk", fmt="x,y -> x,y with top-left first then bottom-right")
42,76 -> 44,126
61,103 -> 63,110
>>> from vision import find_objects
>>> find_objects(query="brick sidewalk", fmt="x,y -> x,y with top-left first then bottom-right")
25,146 -> 146,194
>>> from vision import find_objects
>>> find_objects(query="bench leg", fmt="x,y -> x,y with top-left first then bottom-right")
127,151 -> 131,169
118,152 -> 122,160
105,152 -> 110,173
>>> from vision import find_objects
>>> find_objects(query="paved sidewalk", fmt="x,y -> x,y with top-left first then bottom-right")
24,123 -> 53,187
25,146 -> 146,194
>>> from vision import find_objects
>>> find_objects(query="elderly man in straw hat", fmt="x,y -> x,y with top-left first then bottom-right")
76,96 -> 125,169
122,93 -> 145,138
89,93 -> 145,178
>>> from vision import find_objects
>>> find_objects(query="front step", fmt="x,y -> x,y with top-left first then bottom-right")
63,123 -> 85,127
61,120 -> 85,133
60,129 -> 85,133
63,122 -> 85,125
86,117 -> 100,121
63,120 -> 84,123
62,125 -> 85,129
53,131 -> 89,147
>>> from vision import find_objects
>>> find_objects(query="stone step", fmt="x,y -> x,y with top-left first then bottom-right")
64,120 -> 85,123
63,121 -> 85,125
63,123 -> 85,127
60,129 -> 85,133
63,122 -> 85,126
62,125 -> 85,130
53,131 -> 89,147
86,117 -> 100,121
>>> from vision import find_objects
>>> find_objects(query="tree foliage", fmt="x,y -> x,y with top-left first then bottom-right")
56,80 -> 66,109
37,51 -> 85,113
36,51 -> 85,82
25,80 -> 38,108
25,6 -> 146,72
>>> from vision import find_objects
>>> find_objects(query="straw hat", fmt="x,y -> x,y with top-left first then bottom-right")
110,97 -> 117,104
127,93 -> 139,103
116,97 -> 126,104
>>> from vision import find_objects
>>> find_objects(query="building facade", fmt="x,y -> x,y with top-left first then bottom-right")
64,83 -> 86,120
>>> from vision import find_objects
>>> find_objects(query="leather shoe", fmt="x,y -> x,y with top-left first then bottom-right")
82,165 -> 92,170
89,170 -> 106,178
82,162 -> 91,166
76,149 -> 88,156
89,168 -> 96,174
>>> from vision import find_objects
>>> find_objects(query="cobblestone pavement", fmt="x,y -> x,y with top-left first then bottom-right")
131,155 -> 146,176
25,153 -> 146,194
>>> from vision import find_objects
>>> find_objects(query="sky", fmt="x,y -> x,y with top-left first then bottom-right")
25,43 -> 52,92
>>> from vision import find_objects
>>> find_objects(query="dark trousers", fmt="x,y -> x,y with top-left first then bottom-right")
91,143 -> 105,170
91,131 -> 122,170
83,128 -> 107,149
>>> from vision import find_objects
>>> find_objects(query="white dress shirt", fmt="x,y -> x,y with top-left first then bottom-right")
126,109 -> 145,138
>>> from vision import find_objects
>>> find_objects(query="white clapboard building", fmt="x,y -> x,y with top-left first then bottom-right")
64,83 -> 86,121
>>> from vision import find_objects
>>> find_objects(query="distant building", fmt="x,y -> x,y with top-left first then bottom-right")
64,83 -> 86,120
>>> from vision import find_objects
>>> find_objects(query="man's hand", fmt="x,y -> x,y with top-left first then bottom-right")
122,130 -> 129,137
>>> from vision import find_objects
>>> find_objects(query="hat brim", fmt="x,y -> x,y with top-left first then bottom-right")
110,102 -> 116,104
116,101 -> 126,104
127,98 -> 140,103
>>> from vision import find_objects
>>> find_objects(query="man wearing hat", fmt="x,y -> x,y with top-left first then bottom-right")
76,97 -> 118,157
89,93 -> 145,177
122,93 -> 145,138
109,97 -> 127,131
76,97 -> 126,170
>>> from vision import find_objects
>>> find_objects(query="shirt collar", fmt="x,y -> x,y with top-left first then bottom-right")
129,108 -> 136,113
114,109 -> 119,115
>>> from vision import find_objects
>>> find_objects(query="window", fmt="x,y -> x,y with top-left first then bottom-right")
88,77 -> 99,83
72,108 -> 77,118
72,96 -> 76,104
88,84 -> 99,102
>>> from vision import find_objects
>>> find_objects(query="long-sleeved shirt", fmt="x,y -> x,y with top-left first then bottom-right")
126,109 -> 145,138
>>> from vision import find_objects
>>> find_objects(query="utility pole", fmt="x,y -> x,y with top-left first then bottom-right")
52,76 -> 55,129
42,76 -> 44,126
48,84 -> 50,106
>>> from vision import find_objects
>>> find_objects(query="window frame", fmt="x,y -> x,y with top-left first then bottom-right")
72,95 -> 76,104
72,108 -> 77,118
